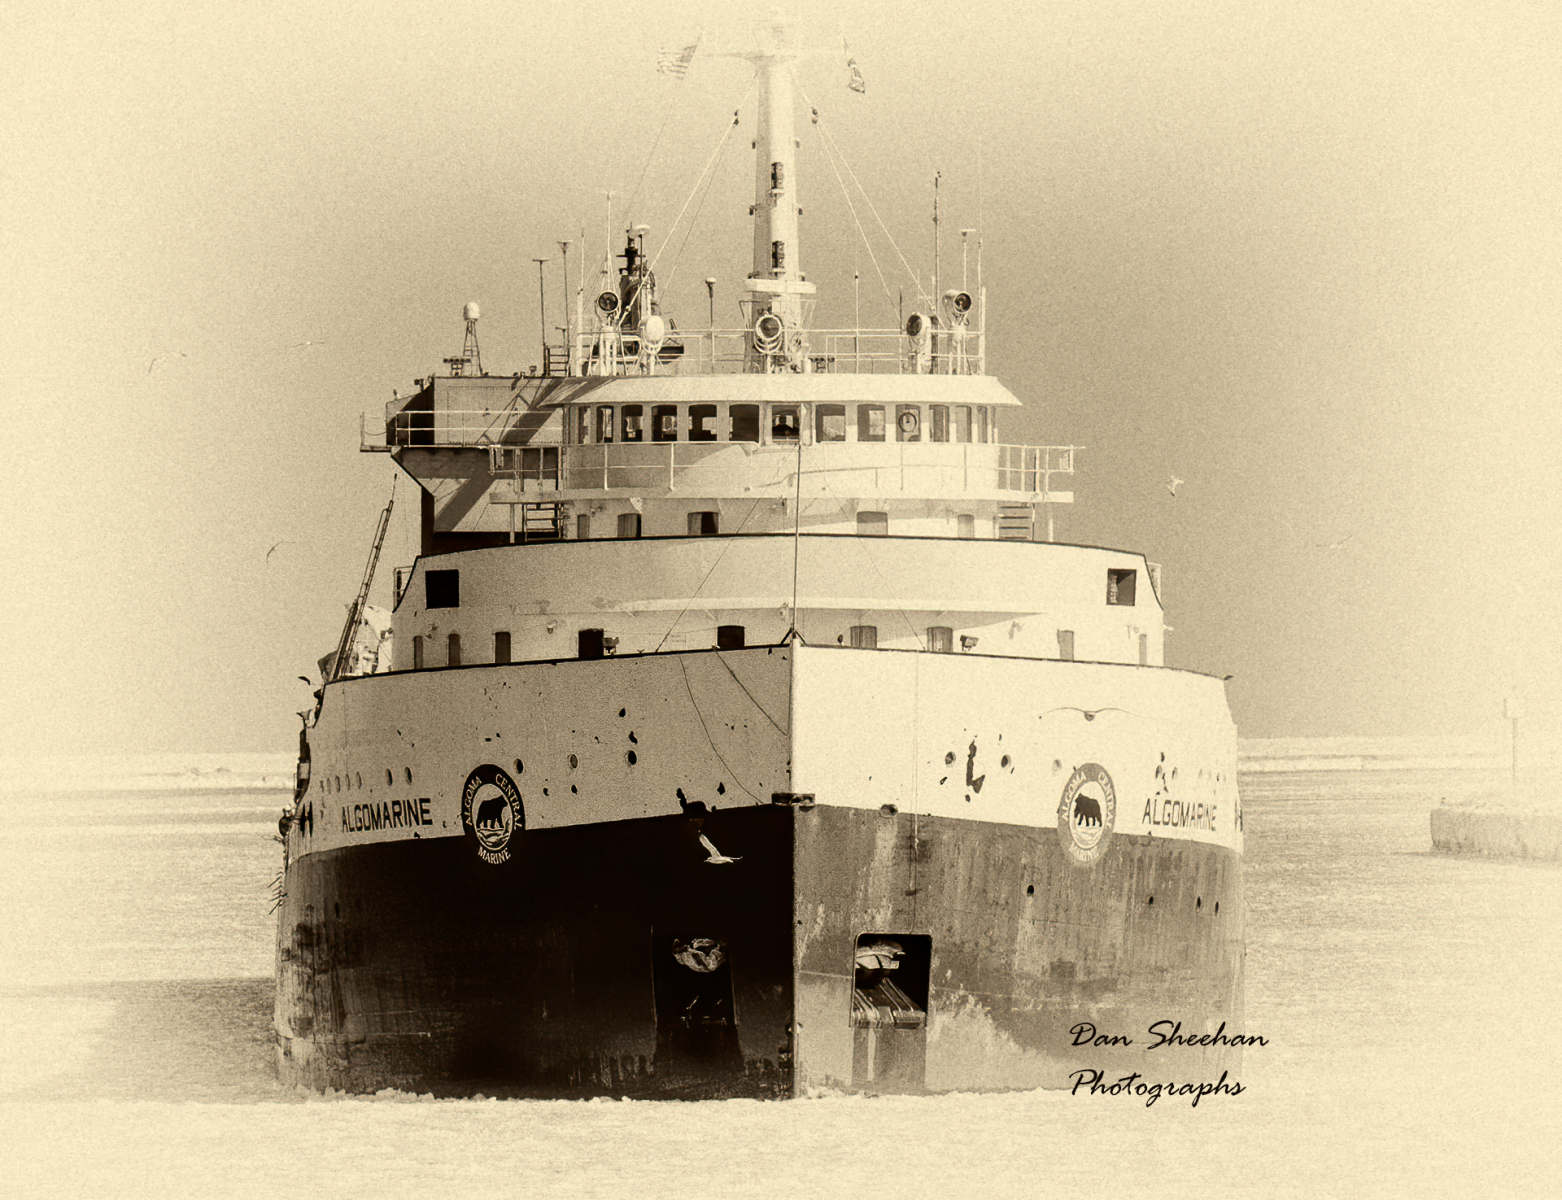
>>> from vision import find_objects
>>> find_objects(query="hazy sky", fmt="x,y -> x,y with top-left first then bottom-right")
5,0 -> 1558,755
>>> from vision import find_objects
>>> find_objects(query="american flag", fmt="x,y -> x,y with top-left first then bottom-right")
657,39 -> 700,79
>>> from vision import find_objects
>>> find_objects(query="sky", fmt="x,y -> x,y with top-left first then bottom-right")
4,0 -> 1558,756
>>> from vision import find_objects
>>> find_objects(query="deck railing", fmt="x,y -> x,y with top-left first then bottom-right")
477,440 -> 1079,501
561,325 -> 984,377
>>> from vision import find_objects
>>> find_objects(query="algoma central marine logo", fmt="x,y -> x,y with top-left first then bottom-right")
461,764 -> 524,864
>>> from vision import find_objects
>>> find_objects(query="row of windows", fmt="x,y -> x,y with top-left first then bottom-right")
428,563 -> 1135,606
570,511 -> 983,539
410,624 -> 993,666
575,402 -> 995,446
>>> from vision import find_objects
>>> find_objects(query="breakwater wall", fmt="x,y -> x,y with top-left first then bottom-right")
1430,803 -> 1562,861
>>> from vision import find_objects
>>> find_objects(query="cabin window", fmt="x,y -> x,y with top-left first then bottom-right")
1107,568 -> 1137,606
622,404 -> 644,442
930,405 -> 949,442
688,510 -> 719,535
976,406 -> 990,443
770,406 -> 799,441
412,635 -> 424,669
447,633 -> 462,667
425,569 -> 459,609
816,404 -> 847,442
730,404 -> 760,442
1058,630 -> 1075,661
576,513 -> 592,539
858,405 -> 886,442
595,405 -> 614,443
849,625 -> 878,648
652,404 -> 679,442
617,512 -> 642,538
494,632 -> 511,664
1139,633 -> 1148,665
952,406 -> 972,443
717,625 -> 746,650
896,405 -> 921,442
856,511 -> 888,536
927,626 -> 954,653
576,407 -> 590,444
957,514 -> 976,539
579,628 -> 605,660
689,404 -> 718,442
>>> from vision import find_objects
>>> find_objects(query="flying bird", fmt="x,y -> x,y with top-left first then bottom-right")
266,540 -> 293,562
1166,475 -> 1184,498
147,351 -> 187,374
698,834 -> 741,864
1041,706 -> 1135,722
285,340 -> 328,351
1314,532 -> 1356,551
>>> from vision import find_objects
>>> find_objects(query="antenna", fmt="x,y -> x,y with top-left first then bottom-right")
557,241 -> 572,374
532,258 -> 550,375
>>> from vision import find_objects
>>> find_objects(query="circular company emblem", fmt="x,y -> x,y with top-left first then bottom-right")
1056,762 -> 1117,865
461,765 -> 524,865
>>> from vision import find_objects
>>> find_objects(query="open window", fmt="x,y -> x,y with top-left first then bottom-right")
652,404 -> 679,442
730,404 -> 760,443
716,624 -> 745,650
425,569 -> 459,609
858,405 -> 886,442
1107,568 -> 1136,606
688,510 -> 719,535
689,404 -> 718,442
816,403 -> 847,442
621,404 -> 644,442
770,406 -> 799,441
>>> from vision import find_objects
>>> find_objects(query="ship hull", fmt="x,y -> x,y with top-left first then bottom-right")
276,646 -> 1245,1097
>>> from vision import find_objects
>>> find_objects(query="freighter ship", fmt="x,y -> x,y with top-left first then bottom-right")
274,20 -> 1244,1099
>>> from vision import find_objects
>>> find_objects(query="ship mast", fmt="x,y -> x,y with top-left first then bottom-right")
743,15 -> 816,340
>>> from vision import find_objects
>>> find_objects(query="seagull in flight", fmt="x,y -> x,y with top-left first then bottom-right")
147,351 -> 187,374
698,834 -> 741,864
1166,475 -> 1184,498
1041,706 -> 1135,722
1315,531 -> 1356,551
266,540 -> 293,562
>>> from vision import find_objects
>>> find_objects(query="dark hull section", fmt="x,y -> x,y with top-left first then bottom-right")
275,805 -> 796,1098
276,804 -> 1244,1098
793,806 -> 1245,1094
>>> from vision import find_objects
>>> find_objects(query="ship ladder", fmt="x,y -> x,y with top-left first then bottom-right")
520,502 -> 561,541
997,503 -> 1034,541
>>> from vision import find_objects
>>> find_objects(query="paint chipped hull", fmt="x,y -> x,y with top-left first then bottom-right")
275,646 -> 1245,1097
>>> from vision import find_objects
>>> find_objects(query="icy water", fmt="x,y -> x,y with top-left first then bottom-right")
1,752 -> 1557,1198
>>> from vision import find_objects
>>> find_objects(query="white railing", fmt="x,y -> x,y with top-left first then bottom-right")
480,440 -> 1080,501
563,325 -> 985,377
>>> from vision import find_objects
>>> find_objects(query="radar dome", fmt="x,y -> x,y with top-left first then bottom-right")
463,302 -> 481,321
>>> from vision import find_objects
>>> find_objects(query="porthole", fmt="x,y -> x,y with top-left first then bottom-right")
514,759 -> 524,775
355,772 -> 362,789
385,769 -> 393,786
404,767 -> 413,785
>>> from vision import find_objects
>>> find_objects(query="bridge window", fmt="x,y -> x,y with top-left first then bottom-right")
849,625 -> 878,648
447,633 -> 462,667
717,625 -> 746,650
688,511 -> 719,536
412,635 -> 424,669
622,404 -> 644,442
652,404 -> 679,442
976,406 -> 990,443
771,406 -> 799,441
856,511 -> 888,536
896,406 -> 921,442
858,405 -> 886,442
1058,630 -> 1075,661
927,626 -> 954,653
952,406 -> 971,443
957,514 -> 975,539
930,405 -> 949,442
576,407 -> 590,443
579,628 -> 605,660
494,632 -> 511,664
689,404 -> 718,442
617,512 -> 642,538
1107,568 -> 1136,606
816,404 -> 847,442
731,404 -> 760,442
595,405 -> 614,443
426,569 -> 459,609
